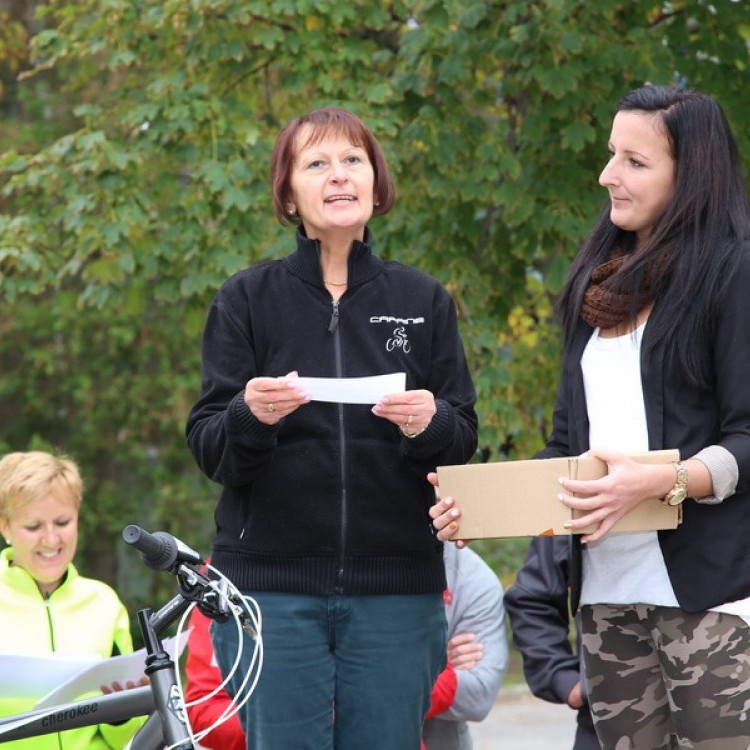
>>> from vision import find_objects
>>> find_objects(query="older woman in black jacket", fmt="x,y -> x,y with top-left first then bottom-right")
186,106 -> 478,750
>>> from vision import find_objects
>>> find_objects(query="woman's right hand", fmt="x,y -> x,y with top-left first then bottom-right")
566,682 -> 585,710
446,632 -> 484,670
244,371 -> 311,425
427,472 -> 467,547
100,676 -> 150,694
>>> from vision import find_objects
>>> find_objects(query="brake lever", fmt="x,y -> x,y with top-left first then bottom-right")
182,572 -> 258,639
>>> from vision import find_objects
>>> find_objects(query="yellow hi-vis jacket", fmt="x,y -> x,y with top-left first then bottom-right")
0,547 -> 145,749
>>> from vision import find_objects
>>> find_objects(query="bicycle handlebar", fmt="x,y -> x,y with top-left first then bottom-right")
122,525 -> 204,571
123,525 -> 257,638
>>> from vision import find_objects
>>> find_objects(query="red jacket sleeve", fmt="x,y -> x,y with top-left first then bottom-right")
184,606 -> 246,750
424,663 -> 458,719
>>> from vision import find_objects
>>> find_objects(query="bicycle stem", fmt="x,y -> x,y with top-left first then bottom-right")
138,604 -> 194,750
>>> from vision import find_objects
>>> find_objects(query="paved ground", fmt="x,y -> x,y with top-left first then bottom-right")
469,684 -> 579,749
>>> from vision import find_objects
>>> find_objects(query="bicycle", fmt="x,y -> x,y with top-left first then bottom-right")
0,525 -> 262,750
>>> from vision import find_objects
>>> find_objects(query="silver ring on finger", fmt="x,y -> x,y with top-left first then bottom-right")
267,403 -> 275,413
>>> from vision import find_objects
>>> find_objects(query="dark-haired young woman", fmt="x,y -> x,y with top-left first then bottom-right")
432,85 -> 750,749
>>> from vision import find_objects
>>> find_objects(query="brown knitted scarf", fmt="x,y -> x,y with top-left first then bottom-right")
580,252 -> 669,329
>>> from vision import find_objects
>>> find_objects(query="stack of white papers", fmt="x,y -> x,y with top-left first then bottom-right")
0,632 -> 187,709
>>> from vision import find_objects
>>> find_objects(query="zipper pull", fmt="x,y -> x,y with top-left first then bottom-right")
328,300 -> 340,333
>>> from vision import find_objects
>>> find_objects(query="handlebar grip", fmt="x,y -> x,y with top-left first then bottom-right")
122,525 -> 178,571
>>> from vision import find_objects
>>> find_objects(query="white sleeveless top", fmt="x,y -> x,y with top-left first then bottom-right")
578,323 -> 750,620
579,322 -> 679,606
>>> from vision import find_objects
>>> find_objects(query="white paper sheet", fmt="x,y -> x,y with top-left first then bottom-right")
34,632 -> 188,708
292,372 -> 406,404
0,652 -> 101,699
22,632 -> 188,709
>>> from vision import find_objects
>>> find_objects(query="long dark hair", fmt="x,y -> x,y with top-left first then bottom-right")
559,85 -> 750,383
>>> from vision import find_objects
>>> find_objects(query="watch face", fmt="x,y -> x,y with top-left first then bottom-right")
667,488 -> 687,506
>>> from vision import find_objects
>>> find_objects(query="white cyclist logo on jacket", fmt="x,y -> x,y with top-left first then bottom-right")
369,315 -> 424,355
386,326 -> 411,353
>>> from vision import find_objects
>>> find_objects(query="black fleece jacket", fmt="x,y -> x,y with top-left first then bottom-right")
185,227 -> 478,596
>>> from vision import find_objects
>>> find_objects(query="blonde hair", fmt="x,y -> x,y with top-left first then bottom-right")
0,451 -> 83,523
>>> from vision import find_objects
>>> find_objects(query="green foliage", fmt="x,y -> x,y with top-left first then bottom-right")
1,0 -> 749,605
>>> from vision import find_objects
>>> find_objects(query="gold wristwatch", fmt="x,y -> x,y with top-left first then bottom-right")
663,461 -> 688,506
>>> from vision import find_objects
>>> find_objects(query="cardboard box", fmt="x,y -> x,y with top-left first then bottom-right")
436,450 -> 681,540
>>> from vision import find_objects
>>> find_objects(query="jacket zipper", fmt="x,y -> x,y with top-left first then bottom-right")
46,598 -> 64,750
328,299 -> 340,333
45,596 -> 56,649
330,299 -> 347,592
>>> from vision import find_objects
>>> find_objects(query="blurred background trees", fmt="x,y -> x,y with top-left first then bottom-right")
1,0 -> 749,613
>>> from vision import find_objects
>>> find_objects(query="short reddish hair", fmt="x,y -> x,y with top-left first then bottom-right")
270,107 -> 396,226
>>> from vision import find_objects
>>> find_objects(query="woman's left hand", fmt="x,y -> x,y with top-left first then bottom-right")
558,448 -> 673,543
371,389 -> 436,435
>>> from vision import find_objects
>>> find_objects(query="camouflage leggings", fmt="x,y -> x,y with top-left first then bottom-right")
580,604 -> 750,750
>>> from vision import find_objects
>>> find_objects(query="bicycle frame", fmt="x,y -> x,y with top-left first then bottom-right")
0,688 -> 154,743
